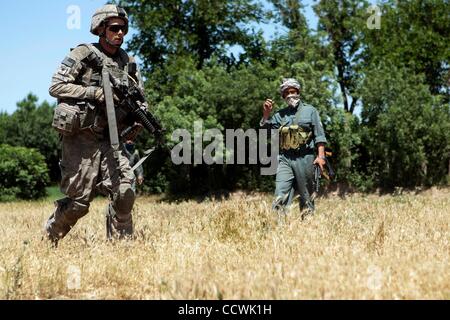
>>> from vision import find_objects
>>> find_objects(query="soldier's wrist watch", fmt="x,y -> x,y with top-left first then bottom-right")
319,156 -> 326,160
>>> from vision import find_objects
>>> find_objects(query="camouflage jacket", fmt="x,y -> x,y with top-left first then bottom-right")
49,43 -> 146,138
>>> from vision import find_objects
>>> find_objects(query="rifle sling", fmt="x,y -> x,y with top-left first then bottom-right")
102,69 -> 120,158
131,148 -> 155,172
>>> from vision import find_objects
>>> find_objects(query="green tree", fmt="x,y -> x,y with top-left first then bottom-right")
118,0 -> 265,70
136,57 -> 278,194
0,94 -> 60,182
363,0 -> 450,98
314,0 -> 369,114
115,0 -> 450,194
0,144 -> 50,201
113,0 -> 276,194
270,0 -> 308,31
358,62 -> 450,189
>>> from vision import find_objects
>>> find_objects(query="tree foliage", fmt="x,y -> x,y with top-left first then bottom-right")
0,144 -> 50,201
118,0 -> 265,70
358,62 -> 450,189
363,0 -> 450,98
118,0 -> 450,194
3,0 -> 449,196
0,94 -> 60,182
314,0 -> 369,114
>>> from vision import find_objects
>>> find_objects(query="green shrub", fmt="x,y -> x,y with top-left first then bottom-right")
0,144 -> 50,201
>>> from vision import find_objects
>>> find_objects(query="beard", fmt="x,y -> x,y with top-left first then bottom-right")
285,93 -> 300,108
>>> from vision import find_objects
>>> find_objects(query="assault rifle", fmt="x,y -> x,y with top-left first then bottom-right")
108,73 -> 166,144
312,152 -> 335,200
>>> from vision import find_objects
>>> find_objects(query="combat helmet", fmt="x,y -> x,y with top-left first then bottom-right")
90,4 -> 129,36
279,78 -> 301,97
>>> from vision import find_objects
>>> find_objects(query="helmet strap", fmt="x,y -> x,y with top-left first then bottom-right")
104,36 -> 123,48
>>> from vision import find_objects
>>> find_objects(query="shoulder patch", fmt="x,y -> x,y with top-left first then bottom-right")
61,57 -> 76,68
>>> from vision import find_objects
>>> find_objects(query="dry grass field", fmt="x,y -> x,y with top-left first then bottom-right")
0,187 -> 449,300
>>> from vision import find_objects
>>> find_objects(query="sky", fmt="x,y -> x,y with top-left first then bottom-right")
0,0 -> 321,114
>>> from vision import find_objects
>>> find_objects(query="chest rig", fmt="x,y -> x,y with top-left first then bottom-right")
279,104 -> 312,151
78,44 -> 138,135
78,43 -> 138,93
52,44 -> 138,137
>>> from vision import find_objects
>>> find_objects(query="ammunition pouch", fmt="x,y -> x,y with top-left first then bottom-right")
52,102 -> 80,136
52,100 -> 97,136
279,125 -> 312,150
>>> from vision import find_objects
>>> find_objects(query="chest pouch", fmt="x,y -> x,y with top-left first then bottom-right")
52,103 -> 80,136
279,125 -> 312,150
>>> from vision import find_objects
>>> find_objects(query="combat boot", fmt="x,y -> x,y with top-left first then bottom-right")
106,204 -> 133,240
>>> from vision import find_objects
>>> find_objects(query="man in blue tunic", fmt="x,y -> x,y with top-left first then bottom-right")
123,139 -> 144,192
260,78 -> 327,217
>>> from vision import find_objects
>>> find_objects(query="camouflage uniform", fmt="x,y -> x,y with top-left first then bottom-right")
261,79 -> 327,214
45,5 -> 146,242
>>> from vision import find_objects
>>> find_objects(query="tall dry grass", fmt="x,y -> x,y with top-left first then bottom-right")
0,188 -> 449,299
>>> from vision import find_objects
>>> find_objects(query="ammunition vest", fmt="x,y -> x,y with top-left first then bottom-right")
279,102 -> 313,151
80,44 -> 138,135
279,124 -> 312,150
77,43 -> 136,88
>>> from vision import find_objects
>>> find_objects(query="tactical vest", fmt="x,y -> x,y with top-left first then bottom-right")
52,43 -> 138,137
77,43 -> 137,89
278,103 -> 313,151
279,124 -> 312,151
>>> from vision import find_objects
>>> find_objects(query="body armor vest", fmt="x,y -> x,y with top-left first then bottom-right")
53,43 -> 139,138
78,43 -> 133,88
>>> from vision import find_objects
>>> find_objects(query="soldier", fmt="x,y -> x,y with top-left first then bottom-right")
45,5 -> 147,244
261,78 -> 327,218
123,139 -> 144,192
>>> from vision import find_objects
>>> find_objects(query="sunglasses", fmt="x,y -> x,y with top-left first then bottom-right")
107,24 -> 128,33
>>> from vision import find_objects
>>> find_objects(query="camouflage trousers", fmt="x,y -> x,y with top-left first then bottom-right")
45,131 -> 136,241
272,151 -> 315,215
